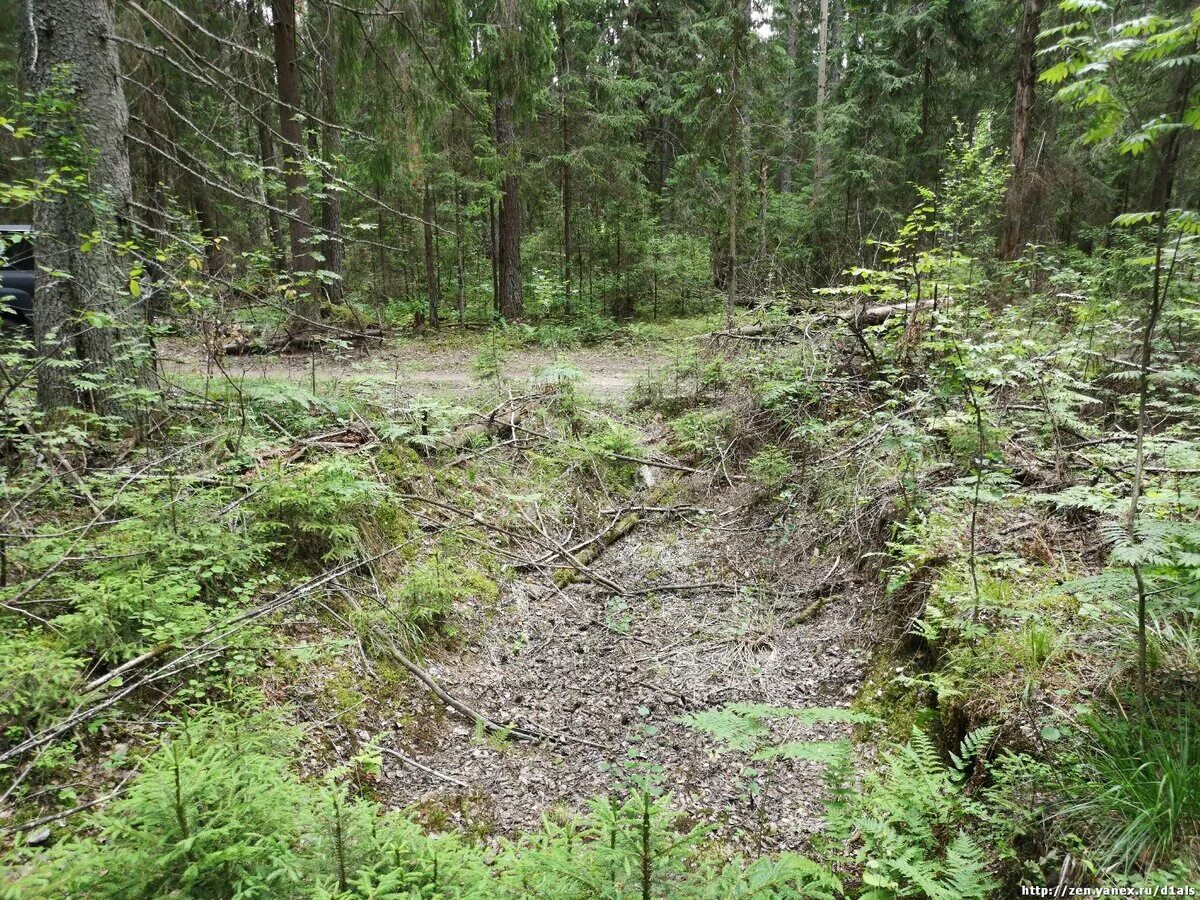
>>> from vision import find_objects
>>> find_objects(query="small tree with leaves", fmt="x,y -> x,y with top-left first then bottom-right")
1041,0 -> 1200,709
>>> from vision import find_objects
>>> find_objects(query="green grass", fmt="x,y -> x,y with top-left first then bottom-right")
1069,706 -> 1200,872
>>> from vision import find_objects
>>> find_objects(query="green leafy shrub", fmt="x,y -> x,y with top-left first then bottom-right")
13,710 -> 315,898
0,630 -> 82,734
496,790 -> 841,899
747,446 -> 793,492
394,554 -> 498,644
668,410 -> 733,460
578,421 -> 643,489
250,458 -> 385,563
52,569 -> 207,664
18,484 -> 275,664
7,709 -> 843,899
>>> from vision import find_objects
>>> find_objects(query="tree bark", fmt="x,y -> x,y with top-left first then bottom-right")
556,1 -> 572,316
998,0 -> 1044,261
249,0 -> 288,268
270,0 -> 319,329
494,0 -> 523,321
319,6 -> 344,305
21,0 -> 155,416
779,0 -> 798,194
488,196 -> 499,313
725,0 -> 746,329
454,183 -> 466,324
812,0 -> 831,206
495,96 -> 523,320
423,179 -> 439,327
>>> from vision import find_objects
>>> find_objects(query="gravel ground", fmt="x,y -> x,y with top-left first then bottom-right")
373,504 -> 872,853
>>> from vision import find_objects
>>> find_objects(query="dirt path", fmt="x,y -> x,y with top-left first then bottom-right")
381,494 -> 870,852
161,338 -> 667,405
212,332 -> 871,851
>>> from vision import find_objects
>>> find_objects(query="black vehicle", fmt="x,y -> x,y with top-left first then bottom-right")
0,226 -> 35,323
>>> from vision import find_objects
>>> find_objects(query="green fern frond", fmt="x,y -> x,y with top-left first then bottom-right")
753,739 -> 853,764
941,832 -> 999,899
950,726 -> 999,775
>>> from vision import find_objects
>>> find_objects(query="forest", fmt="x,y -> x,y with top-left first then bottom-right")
0,0 -> 1198,896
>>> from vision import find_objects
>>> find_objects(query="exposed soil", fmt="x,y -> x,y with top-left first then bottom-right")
160,337 -> 667,405
372,494 -> 871,852
241,334 -> 872,853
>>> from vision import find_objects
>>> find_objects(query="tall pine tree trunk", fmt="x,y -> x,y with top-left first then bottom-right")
725,0 -> 744,330
454,183 -> 466,324
488,197 -> 499,313
495,96 -> 522,320
271,0 -> 319,330
556,1 -> 572,316
998,0 -> 1044,261
494,0 -> 523,321
812,0 -> 831,206
779,0 -> 798,194
21,0 -> 154,416
319,6 -> 344,305
423,180 -> 439,327
250,1 -> 288,269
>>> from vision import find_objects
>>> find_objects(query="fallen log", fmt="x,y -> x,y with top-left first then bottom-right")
429,401 -> 530,453
221,323 -> 385,355
837,299 -> 937,327
553,478 -> 677,589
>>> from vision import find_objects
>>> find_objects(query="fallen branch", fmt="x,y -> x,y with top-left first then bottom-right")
509,423 -> 715,477
250,423 -> 377,471
0,767 -> 140,835
373,636 -> 543,743
380,746 -> 469,789
429,399 -> 532,453
0,544 -> 411,766
399,493 -> 627,594
82,642 -> 171,694
553,479 -> 678,590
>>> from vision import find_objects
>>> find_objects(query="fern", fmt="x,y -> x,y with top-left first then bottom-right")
940,833 -> 997,900
950,724 -> 998,777
681,703 -> 875,756
680,706 -> 769,753
754,739 -> 853,764
835,727 -> 1001,900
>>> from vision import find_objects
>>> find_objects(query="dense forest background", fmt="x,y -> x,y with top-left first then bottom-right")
0,0 -> 1165,330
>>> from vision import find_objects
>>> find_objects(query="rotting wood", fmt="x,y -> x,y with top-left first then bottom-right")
221,322 -> 385,355
553,479 -> 677,589
837,299 -> 936,327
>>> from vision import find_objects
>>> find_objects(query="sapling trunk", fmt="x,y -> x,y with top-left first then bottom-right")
332,793 -> 348,892
640,790 -> 652,900
1126,63 -> 1192,712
